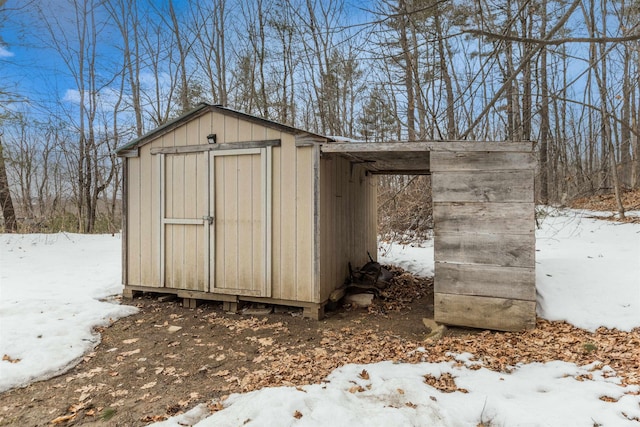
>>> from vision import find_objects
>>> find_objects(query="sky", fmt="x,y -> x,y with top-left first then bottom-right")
0,0 -> 374,118
0,0 -> 608,128
1,207 -> 639,424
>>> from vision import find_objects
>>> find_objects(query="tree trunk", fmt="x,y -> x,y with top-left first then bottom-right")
539,0 -> 549,204
434,12 -> 456,139
0,137 -> 18,232
398,0 -> 416,140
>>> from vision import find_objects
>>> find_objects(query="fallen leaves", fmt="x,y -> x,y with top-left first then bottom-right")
358,369 -> 370,380
2,354 -> 20,364
424,373 -> 468,393
140,414 -> 167,422
235,317 -> 640,399
348,385 -> 365,393
118,348 -> 140,359
50,413 -> 77,424
367,272 -> 433,315
570,188 -> 640,218
426,320 -> 640,388
49,401 -> 93,424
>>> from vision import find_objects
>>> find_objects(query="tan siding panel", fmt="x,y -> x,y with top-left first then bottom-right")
271,145 -> 283,298
138,146 -> 155,286
278,135 -> 297,300
211,112 -> 223,142
224,115 -> 239,143
127,157 -> 141,286
238,119 -> 253,141
186,119 -> 199,147
150,151 -> 161,286
295,146 -> 314,301
319,157 -> 334,302
318,156 -> 377,302
435,293 -> 536,331
237,154 -> 253,290
223,156 -> 239,289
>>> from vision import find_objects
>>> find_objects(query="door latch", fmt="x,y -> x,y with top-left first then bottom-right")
202,215 -> 214,224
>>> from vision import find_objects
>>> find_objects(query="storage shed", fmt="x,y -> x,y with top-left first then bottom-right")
117,103 -> 536,331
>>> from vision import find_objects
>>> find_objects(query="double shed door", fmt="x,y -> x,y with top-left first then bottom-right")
161,148 -> 271,297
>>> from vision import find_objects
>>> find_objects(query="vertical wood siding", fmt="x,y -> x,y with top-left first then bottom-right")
163,152 -> 207,291
269,137 -> 315,302
125,110 -> 321,303
212,150 -> 265,296
319,155 -> 377,302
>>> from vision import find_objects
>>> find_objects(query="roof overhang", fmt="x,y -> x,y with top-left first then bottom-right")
320,141 -> 534,175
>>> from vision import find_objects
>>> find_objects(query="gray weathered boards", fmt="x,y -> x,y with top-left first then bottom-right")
431,150 -> 536,331
322,141 -> 536,331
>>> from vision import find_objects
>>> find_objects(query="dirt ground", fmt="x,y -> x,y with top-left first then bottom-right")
0,272 -> 443,426
2,275 -> 637,427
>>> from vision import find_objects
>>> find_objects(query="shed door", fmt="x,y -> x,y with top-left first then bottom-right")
210,148 -> 271,297
160,152 -> 210,292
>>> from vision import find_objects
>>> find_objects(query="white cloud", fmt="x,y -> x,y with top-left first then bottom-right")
0,46 -> 15,58
63,88 -> 81,103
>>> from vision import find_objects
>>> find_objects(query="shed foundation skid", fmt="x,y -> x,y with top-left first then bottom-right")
122,285 -> 327,320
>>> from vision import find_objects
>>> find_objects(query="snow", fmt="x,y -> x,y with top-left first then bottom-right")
536,209 -> 640,332
379,239 -> 434,278
1,209 -> 639,425
0,233 -> 138,393
157,360 -> 640,427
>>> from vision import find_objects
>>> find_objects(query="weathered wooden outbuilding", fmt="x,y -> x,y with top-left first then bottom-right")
117,103 -> 536,331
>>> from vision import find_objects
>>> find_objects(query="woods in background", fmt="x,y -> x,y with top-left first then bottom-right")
1,0 -> 639,232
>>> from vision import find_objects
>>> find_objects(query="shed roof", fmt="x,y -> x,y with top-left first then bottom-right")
115,103 -> 331,155
320,141 -> 533,175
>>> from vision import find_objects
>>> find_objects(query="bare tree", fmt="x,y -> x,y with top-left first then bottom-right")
189,0 -> 229,106
39,0 -> 118,232
0,134 -> 17,232
104,0 -> 145,137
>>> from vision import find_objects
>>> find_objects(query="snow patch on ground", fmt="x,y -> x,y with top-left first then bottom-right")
536,210 -> 640,332
157,360 -> 640,427
0,233 -> 138,392
378,240 -> 434,278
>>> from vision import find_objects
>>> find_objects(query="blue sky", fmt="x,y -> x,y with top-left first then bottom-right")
1,0 -> 374,121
